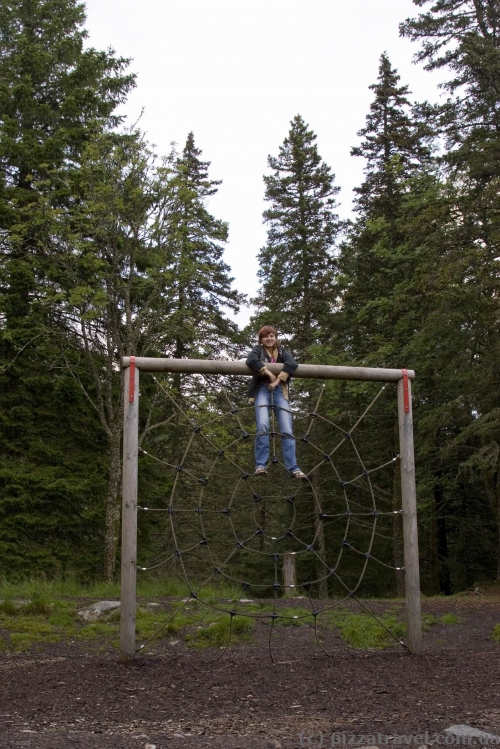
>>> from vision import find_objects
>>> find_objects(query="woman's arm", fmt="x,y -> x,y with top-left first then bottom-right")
246,346 -> 277,382
280,348 -> 298,375
269,347 -> 298,389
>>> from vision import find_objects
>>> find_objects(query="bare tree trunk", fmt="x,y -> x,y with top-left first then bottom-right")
493,475 -> 500,581
282,551 -> 297,597
434,484 -> 451,595
485,468 -> 500,581
428,503 -> 441,595
104,428 -> 122,580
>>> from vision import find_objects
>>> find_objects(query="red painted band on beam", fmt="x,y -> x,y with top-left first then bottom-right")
129,356 -> 136,402
402,369 -> 409,413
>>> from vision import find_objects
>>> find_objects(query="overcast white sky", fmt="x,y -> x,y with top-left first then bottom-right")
83,0 -> 444,326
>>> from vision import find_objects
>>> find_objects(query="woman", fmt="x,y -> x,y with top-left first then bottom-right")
246,326 -> 306,478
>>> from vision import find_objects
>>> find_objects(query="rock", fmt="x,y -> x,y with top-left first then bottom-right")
77,601 -> 120,622
444,725 -> 500,741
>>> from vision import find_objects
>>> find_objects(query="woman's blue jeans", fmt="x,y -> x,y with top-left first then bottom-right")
254,384 -> 299,473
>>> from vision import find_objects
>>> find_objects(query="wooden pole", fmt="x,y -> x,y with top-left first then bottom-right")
122,357 -> 414,383
397,376 -> 422,655
120,362 -> 139,662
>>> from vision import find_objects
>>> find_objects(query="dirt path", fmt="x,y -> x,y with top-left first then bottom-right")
1,596 -> 499,749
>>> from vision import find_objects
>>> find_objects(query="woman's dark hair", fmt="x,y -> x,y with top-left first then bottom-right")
258,325 -> 278,343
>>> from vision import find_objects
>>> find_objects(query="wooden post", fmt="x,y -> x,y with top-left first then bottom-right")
120,362 -> 139,662
282,551 -> 297,597
397,375 -> 422,655
122,357 -> 414,383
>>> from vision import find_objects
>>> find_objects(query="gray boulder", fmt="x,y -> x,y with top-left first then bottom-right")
77,600 -> 120,622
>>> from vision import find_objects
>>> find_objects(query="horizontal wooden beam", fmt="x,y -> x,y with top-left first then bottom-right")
121,357 -> 414,382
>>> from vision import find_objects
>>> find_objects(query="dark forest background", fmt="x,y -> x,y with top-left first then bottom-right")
1,0 -> 500,595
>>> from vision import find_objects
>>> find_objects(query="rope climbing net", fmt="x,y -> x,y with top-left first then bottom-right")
131,368 -> 413,661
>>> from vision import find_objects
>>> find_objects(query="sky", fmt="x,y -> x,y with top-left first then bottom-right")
83,0 -> 444,326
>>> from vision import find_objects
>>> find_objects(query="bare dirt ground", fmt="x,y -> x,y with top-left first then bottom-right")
1,591 -> 500,749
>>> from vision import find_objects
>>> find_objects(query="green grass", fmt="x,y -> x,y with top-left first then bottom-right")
440,613 -> 462,625
492,624 -> 500,644
0,575 -> 240,602
186,616 -> 254,649
276,607 -> 313,626
422,613 -> 438,630
321,609 -> 406,649
0,577 -> 469,654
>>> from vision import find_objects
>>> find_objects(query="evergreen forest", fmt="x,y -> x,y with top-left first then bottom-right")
1,0 -> 500,597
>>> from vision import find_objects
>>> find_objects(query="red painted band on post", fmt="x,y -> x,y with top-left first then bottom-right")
129,356 -> 136,402
402,369 -> 409,413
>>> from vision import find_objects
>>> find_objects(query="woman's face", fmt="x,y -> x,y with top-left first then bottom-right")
261,332 -> 277,348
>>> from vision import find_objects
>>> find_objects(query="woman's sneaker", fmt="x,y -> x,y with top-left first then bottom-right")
255,466 -> 267,475
291,469 -> 307,479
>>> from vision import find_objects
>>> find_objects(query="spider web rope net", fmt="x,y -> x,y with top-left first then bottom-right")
135,374 -> 407,660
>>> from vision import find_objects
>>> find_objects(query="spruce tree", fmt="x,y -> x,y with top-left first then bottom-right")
401,0 -> 500,173
252,116 -> 341,597
335,53 -> 432,369
58,131 -> 244,578
253,114 -> 341,360
164,132 -> 243,366
330,56 -> 433,593
0,0 -> 134,577
402,0 -> 500,581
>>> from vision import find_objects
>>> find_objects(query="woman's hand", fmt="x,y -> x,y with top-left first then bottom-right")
264,369 -> 277,383
268,378 -> 281,390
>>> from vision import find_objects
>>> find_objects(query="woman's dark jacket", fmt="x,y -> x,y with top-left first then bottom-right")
245,345 -> 298,401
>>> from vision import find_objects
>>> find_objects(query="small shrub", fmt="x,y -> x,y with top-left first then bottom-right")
492,624 -> 500,644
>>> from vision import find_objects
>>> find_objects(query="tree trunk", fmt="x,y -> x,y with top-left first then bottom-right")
104,428 -> 122,580
434,484 -> 451,595
282,550 -> 297,597
495,475 -> 500,581
428,504 -> 441,595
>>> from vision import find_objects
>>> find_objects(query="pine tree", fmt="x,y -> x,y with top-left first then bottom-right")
402,0 -> 500,581
400,0 -> 500,174
252,116 -> 341,597
351,53 -> 431,218
56,131 -> 245,579
328,56 -> 433,593
0,0 -> 134,322
335,54 -> 432,369
253,114 -> 341,360
0,0 -> 134,577
164,132 -> 243,369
